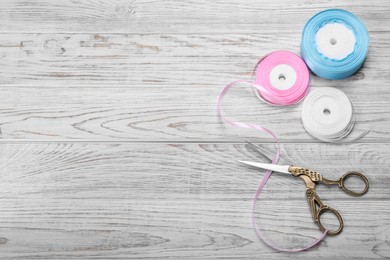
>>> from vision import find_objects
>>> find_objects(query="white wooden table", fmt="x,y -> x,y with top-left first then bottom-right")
0,0 -> 389,258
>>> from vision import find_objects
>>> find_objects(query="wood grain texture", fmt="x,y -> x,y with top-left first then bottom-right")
0,84 -> 389,141
0,32 -> 388,141
0,32 -> 389,87
0,143 -> 389,259
0,0 -> 389,258
0,0 -> 388,33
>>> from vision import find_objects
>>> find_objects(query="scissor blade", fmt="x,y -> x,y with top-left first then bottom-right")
239,161 -> 291,175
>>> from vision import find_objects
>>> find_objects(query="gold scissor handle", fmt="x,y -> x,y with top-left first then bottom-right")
290,167 -> 368,235
289,166 -> 369,197
322,171 -> 369,196
306,187 -> 344,236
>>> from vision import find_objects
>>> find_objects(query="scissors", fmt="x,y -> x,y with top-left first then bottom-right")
240,142 -> 369,235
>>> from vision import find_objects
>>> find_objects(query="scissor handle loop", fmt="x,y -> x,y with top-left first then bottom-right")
317,206 -> 344,236
339,171 -> 369,196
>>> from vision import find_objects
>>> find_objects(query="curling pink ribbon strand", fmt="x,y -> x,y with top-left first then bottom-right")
216,52 -> 327,252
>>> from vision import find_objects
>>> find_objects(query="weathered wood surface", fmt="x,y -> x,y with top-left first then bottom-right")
0,33 -> 388,141
0,84 -> 388,142
0,32 -> 388,87
0,0 -> 388,33
0,0 -> 389,259
0,143 -> 389,259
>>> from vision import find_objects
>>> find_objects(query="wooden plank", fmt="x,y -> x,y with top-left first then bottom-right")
0,32 -> 388,141
0,143 -> 388,258
0,0 -> 388,33
0,84 -> 388,141
0,32 -> 389,87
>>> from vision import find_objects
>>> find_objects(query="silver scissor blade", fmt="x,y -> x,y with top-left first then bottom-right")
238,161 -> 291,175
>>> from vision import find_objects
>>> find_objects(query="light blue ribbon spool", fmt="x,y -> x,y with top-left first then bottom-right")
301,9 -> 369,80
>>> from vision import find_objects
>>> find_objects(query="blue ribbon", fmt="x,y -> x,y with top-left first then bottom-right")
301,9 -> 369,80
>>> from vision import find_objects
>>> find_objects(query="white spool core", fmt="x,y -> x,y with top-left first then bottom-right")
315,23 -> 356,60
269,64 -> 297,90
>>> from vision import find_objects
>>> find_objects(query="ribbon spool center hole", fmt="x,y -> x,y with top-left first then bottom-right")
278,74 -> 286,81
330,38 -> 337,45
323,108 -> 331,115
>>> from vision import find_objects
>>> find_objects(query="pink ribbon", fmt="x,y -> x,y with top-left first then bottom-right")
253,50 -> 310,105
216,52 -> 327,252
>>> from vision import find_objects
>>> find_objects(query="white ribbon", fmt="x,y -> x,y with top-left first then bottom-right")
301,87 -> 367,142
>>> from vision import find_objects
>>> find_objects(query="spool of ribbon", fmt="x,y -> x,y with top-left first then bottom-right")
253,51 -> 310,105
301,87 -> 367,142
301,9 -> 369,80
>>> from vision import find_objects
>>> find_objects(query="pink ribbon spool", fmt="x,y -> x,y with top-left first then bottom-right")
254,50 -> 310,105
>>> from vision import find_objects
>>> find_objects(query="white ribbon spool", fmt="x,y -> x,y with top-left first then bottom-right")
301,87 -> 357,142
